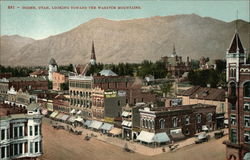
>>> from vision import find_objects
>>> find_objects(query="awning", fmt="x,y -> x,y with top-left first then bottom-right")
243,152 -> 250,160
224,119 -> 229,125
100,123 -> 114,131
109,128 -> 122,135
89,120 -> 103,130
70,109 -> 76,114
75,117 -> 83,122
122,120 -> 132,127
84,120 -> 92,127
68,116 -> 76,123
137,131 -> 155,143
198,132 -> 207,139
77,110 -> 82,115
122,111 -> 129,117
55,113 -> 64,120
50,111 -> 59,118
61,114 -> 69,121
202,125 -> 209,131
154,132 -> 170,143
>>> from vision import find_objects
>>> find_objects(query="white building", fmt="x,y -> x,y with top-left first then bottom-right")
0,102 -> 43,160
48,58 -> 58,81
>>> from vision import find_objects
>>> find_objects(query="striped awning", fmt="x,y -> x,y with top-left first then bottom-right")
68,116 -> 76,123
100,123 -> 114,131
89,120 -> 103,130
50,111 -> 59,118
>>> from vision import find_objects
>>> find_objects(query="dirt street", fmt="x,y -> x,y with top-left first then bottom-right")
40,119 -> 226,160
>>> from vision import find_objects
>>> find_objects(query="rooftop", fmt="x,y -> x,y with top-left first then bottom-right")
0,103 -> 27,117
8,76 -> 48,82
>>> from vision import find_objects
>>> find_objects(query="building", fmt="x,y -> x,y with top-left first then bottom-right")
0,78 -> 9,101
0,77 -> 48,93
178,86 -> 228,128
52,71 -> 69,91
48,58 -> 58,81
0,102 -> 43,160
5,86 -> 37,108
223,28 -> 250,160
136,103 -> 216,145
161,44 -> 191,77
29,70 -> 48,78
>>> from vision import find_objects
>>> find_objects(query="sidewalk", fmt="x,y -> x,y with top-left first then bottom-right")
45,118 -> 227,156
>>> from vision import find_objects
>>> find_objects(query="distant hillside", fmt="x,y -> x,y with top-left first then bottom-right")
1,14 -> 249,66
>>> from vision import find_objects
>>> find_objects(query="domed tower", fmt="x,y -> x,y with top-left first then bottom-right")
90,41 -> 96,65
48,58 -> 57,81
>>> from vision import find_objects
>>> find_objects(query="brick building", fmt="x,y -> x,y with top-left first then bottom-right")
0,102 -> 43,160
0,77 -> 48,92
136,103 -> 216,145
223,29 -> 250,160
52,71 -> 69,91
161,44 -> 191,77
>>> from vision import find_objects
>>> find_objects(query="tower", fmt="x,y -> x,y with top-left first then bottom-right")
48,58 -> 57,81
224,20 -> 250,160
171,43 -> 177,57
90,41 -> 96,65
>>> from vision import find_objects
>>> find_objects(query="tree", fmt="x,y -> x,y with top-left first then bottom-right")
60,82 -> 69,90
160,81 -> 173,97
48,81 -> 53,89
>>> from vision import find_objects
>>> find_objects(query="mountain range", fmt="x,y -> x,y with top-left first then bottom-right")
1,14 -> 249,66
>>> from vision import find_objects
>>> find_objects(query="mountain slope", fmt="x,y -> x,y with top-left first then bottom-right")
1,14 -> 249,66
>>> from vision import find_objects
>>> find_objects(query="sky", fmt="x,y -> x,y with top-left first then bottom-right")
1,0 -> 249,40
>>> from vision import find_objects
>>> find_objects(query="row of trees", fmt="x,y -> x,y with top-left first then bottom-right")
0,65 -> 33,77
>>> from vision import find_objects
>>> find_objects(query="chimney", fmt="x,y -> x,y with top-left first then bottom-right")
187,56 -> 190,64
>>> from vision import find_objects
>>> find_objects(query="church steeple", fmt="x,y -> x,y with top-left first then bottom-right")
90,41 -> 96,65
171,43 -> 177,57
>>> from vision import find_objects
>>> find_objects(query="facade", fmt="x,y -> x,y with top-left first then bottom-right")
0,103 -> 43,160
0,78 -> 9,101
69,76 -> 93,119
52,71 -> 69,91
223,29 -> 250,160
0,77 -> 48,93
48,58 -> 58,81
137,103 -> 216,144
161,44 -> 191,77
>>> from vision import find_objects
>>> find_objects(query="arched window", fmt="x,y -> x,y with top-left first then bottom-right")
172,117 -> 178,127
185,116 -> 190,125
160,119 -> 165,129
196,114 -> 201,123
230,82 -> 236,97
207,113 -> 213,122
244,81 -> 250,97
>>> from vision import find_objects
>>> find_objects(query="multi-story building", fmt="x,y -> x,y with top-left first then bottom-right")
161,44 -> 191,77
0,77 -> 48,93
69,76 -> 93,119
0,78 -> 9,101
0,102 -> 43,160
136,103 -> 216,145
223,28 -> 250,160
52,71 -> 69,91
48,58 -> 58,81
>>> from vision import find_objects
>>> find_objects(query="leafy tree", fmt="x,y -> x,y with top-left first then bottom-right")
160,81 -> 173,97
48,81 -> 53,89
60,82 -> 69,90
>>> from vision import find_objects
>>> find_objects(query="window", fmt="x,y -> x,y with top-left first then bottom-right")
172,117 -> 178,127
40,141 -> 42,153
142,119 -> 145,127
19,126 -> 23,137
207,113 -> 212,122
14,127 -> 18,138
117,100 -> 120,106
35,142 -> 39,153
244,131 -> 250,144
230,115 -> 236,125
35,125 -> 39,136
244,103 -> 250,111
185,116 -> 190,125
1,129 -> 5,140
244,81 -> 250,97
14,143 -> 18,155
29,126 -> 33,136
230,129 -> 237,144
160,119 -> 165,129
230,82 -> 236,97
19,143 -> 23,154
244,116 -> 250,127
30,142 -> 33,153
231,102 -> 236,110
196,114 -> 201,123
1,147 -> 5,158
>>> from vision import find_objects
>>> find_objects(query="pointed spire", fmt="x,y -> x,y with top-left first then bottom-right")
171,43 -> 177,57
91,41 -> 96,60
235,10 -> 238,33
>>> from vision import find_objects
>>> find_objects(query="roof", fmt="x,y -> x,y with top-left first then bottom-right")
9,77 -> 48,82
49,58 -> 57,65
0,103 -> 26,117
99,69 -> 118,76
180,86 -> 225,101
228,32 -> 245,54
27,102 -> 39,111
30,69 -> 48,76
91,41 -> 96,60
